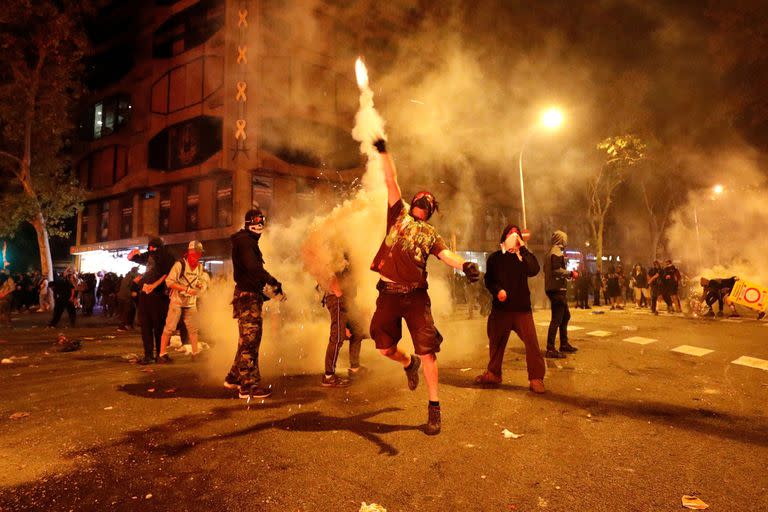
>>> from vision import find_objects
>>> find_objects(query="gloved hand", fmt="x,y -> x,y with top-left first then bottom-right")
497,289 -> 507,302
373,138 -> 387,154
462,262 -> 480,283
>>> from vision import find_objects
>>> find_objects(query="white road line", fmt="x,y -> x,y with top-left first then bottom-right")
623,336 -> 658,345
722,318 -> 744,323
731,356 -> 768,371
587,330 -> 612,337
671,345 -> 714,357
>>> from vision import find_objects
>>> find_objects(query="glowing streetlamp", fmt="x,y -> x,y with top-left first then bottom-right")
518,107 -> 565,229
712,184 -> 724,195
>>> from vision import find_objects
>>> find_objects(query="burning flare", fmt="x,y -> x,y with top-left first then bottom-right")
355,57 -> 369,89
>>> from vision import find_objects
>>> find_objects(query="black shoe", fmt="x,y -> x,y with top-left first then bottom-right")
321,374 -> 351,387
239,386 -> 272,399
559,343 -> 578,353
426,404 -> 441,436
157,354 -> 173,364
404,355 -> 421,391
545,349 -> 566,359
347,366 -> 369,379
758,312 -> 766,321
137,356 -> 154,365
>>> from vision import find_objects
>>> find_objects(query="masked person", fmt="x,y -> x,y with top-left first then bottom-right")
157,241 -> 210,362
701,276 -> 739,317
225,209 -> 285,400
369,138 -> 480,436
647,260 -> 671,314
661,259 -> 682,313
543,230 -> 578,359
476,225 -> 546,393
321,257 -> 367,387
128,237 -> 176,365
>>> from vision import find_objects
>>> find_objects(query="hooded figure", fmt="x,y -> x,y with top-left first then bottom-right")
543,230 -> 578,358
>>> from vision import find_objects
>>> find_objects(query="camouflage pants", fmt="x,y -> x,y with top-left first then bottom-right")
226,293 -> 264,391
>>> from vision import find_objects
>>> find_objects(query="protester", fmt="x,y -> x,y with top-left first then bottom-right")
0,272 -> 14,328
116,267 -> 140,331
700,276 -> 739,317
368,138 -> 480,435
79,273 -> 96,316
661,259 -> 682,313
631,264 -> 650,308
224,209 -> 285,400
320,257 -> 367,387
605,265 -> 622,310
575,262 -> 591,309
156,241 -> 209,362
38,278 -> 52,313
48,272 -> 77,328
128,236 -> 176,365
476,224 -> 546,393
593,270 -> 603,306
543,230 -> 578,359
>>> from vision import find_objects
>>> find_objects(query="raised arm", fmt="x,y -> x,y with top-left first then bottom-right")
373,139 -> 401,207
438,249 -> 480,283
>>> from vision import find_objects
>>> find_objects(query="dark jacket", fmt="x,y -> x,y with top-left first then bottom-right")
231,229 -> 279,294
544,231 -> 572,292
484,247 -> 540,312
128,247 -> 175,295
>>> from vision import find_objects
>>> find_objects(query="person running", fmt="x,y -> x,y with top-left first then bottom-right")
157,241 -> 209,363
368,137 -> 480,436
127,237 -> 176,365
225,209 -> 285,400
476,224 -> 546,393
543,230 -> 578,358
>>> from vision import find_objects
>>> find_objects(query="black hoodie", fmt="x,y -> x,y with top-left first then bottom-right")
231,229 -> 279,294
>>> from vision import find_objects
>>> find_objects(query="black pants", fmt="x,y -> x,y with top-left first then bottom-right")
139,293 -> 169,359
546,290 -> 570,350
118,298 -> 136,328
576,287 -> 590,309
50,299 -> 76,327
651,288 -> 672,313
324,294 -> 364,375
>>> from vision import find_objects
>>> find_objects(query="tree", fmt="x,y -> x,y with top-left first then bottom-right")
0,0 -> 90,280
587,134 -> 646,272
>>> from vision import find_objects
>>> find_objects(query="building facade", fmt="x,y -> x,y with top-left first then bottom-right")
72,0 -> 420,274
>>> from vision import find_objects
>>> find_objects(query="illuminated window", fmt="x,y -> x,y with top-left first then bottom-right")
81,94 -> 131,140
215,176 -> 232,228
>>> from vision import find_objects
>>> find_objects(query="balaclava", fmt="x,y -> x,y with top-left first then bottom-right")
245,208 -> 266,236
409,191 -> 439,221
551,230 -> 568,257
499,224 -> 523,258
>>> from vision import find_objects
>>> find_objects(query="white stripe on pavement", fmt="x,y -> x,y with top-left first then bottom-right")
623,336 -> 658,345
671,345 -> 714,357
722,318 -> 744,323
587,330 -> 612,337
731,356 -> 768,371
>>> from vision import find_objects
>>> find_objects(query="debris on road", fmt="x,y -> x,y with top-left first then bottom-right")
122,353 -> 139,362
1,358 -> 13,364
502,429 -> 523,439
55,334 -> 82,352
9,412 -> 30,420
360,502 -> 387,512
164,388 -> 177,394
104,406 -> 113,410
460,368 -> 472,372
145,494 -> 153,500
622,325 -> 638,331
2,356 -> 28,364
681,495 -> 709,509
147,388 -> 156,393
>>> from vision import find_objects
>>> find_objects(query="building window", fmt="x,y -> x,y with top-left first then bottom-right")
159,190 -> 171,235
120,195 -> 133,239
215,176 -> 232,227
251,174 -> 274,214
148,116 -> 222,171
150,55 -> 223,114
80,94 -> 131,140
80,205 -> 89,245
152,0 -> 224,58
77,145 -> 128,189
98,201 -> 110,242
186,181 -> 199,231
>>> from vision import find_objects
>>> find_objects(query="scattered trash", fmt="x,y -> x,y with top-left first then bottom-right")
145,494 -> 153,500
681,495 -> 709,510
169,335 -> 182,348
537,496 -> 549,507
621,325 -> 638,331
103,335 -> 116,339
147,388 -> 156,393
360,503 -> 387,512
480,475 -> 487,479
502,429 -> 523,439
459,368 -> 472,372
463,443 -> 476,448
122,353 -> 140,362
9,412 -> 30,420
104,406 -> 113,411
164,388 -> 177,394
1,358 -> 13,364
55,334 -> 82,352
140,368 -> 154,373
82,337 -> 96,340
591,310 -> 605,315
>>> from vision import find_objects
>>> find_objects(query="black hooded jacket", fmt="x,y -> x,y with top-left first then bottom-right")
231,229 -> 279,294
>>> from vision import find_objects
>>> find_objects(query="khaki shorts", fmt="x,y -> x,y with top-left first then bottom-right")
162,303 -> 199,338
634,287 -> 650,301
369,288 -> 442,355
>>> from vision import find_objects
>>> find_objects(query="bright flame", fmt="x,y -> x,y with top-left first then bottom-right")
355,57 -> 369,89
540,107 -> 564,130
712,184 -> 724,195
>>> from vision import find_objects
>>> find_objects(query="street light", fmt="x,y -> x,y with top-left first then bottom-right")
712,184 -> 724,195
518,107 -> 565,229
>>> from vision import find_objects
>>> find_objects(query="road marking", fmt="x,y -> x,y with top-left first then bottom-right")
587,330 -> 612,337
536,321 -> 549,326
535,322 -> 583,331
671,345 -> 714,357
623,336 -> 657,345
722,318 -> 744,323
731,356 -> 768,371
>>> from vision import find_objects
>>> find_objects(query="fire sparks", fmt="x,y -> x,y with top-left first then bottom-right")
355,57 -> 369,89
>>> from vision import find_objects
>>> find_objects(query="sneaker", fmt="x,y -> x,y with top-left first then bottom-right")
529,379 -> 546,393
157,354 -> 173,364
425,404 -> 441,436
474,371 -> 502,386
321,374 -> 351,387
137,356 -> 154,365
545,349 -> 566,359
404,355 -> 421,391
347,366 -> 369,379
116,326 -> 128,332
758,311 -> 766,321
239,386 -> 272,399
559,343 -> 578,353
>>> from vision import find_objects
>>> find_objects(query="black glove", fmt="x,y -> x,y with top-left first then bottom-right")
373,138 -> 387,153
462,262 -> 480,283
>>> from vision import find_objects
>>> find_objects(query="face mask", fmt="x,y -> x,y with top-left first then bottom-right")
502,231 -> 521,253
247,214 -> 266,234
187,251 -> 202,268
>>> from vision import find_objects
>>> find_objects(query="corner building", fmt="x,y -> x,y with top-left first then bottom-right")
72,0 -> 420,274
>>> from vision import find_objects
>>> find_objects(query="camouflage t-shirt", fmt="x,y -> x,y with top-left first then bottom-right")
370,199 -> 448,287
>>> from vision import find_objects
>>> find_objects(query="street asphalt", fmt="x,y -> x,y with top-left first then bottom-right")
0,305 -> 766,511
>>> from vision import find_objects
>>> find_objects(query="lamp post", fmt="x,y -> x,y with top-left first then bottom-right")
693,184 -> 724,269
518,107 -> 564,230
